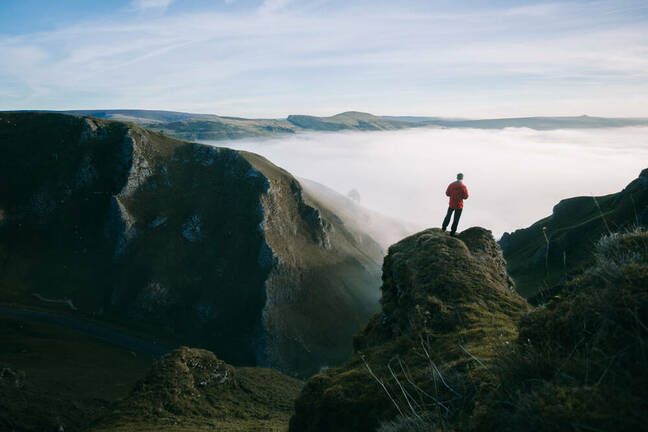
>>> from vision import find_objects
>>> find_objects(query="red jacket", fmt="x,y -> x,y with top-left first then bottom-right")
446,181 -> 469,209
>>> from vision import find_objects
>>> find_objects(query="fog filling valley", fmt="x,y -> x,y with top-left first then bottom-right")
203,127 -> 648,240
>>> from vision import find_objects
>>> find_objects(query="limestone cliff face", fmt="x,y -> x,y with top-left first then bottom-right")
289,228 -> 528,432
0,112 -> 385,376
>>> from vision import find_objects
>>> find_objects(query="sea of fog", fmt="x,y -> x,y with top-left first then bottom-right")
201,127 -> 648,239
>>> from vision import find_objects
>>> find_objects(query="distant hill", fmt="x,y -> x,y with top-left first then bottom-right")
414,115 -> 648,130
61,110 -> 416,140
286,111 -> 410,131
9,109 -> 646,141
63,109 -> 206,123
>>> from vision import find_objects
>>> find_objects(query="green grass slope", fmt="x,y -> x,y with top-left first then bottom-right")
0,316 -> 152,432
471,229 -> 648,431
500,168 -> 648,299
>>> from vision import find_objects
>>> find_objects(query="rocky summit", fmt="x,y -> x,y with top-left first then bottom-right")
289,227 -> 529,432
0,112 -> 393,377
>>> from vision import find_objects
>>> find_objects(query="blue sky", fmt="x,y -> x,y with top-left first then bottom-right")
1,0 -> 647,117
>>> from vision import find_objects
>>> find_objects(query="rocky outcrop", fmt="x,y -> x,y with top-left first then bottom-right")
289,228 -> 528,432
0,112 -> 389,376
91,346 -> 303,431
500,168 -> 648,299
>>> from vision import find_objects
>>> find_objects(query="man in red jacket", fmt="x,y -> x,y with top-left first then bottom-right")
442,173 -> 469,236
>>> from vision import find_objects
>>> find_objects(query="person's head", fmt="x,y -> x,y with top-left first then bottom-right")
456,173 -> 464,181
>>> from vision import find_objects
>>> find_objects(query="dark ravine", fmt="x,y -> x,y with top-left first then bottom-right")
0,112 -> 394,377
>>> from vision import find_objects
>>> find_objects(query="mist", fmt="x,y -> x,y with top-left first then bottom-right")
202,126 -> 648,239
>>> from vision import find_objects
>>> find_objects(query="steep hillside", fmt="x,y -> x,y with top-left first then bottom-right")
289,228 -> 529,432
91,347 -> 302,432
500,168 -> 648,299
470,229 -> 648,431
0,112 -> 388,376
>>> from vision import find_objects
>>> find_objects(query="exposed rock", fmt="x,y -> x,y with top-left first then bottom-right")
106,196 -> 137,258
181,215 -> 202,242
149,216 -> 167,228
118,130 -> 152,197
74,154 -> 100,188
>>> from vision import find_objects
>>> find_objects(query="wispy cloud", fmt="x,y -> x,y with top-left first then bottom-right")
1,0 -> 647,117
131,0 -> 173,12
504,3 -> 564,17
258,0 -> 293,14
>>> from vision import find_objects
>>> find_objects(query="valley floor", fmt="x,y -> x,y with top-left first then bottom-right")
0,310 -> 301,432
0,314 -> 153,431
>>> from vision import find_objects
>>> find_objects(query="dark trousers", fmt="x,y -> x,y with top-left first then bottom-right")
442,207 -> 462,234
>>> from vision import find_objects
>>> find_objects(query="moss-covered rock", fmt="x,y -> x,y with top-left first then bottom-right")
289,228 -> 529,432
91,346 -> 303,431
